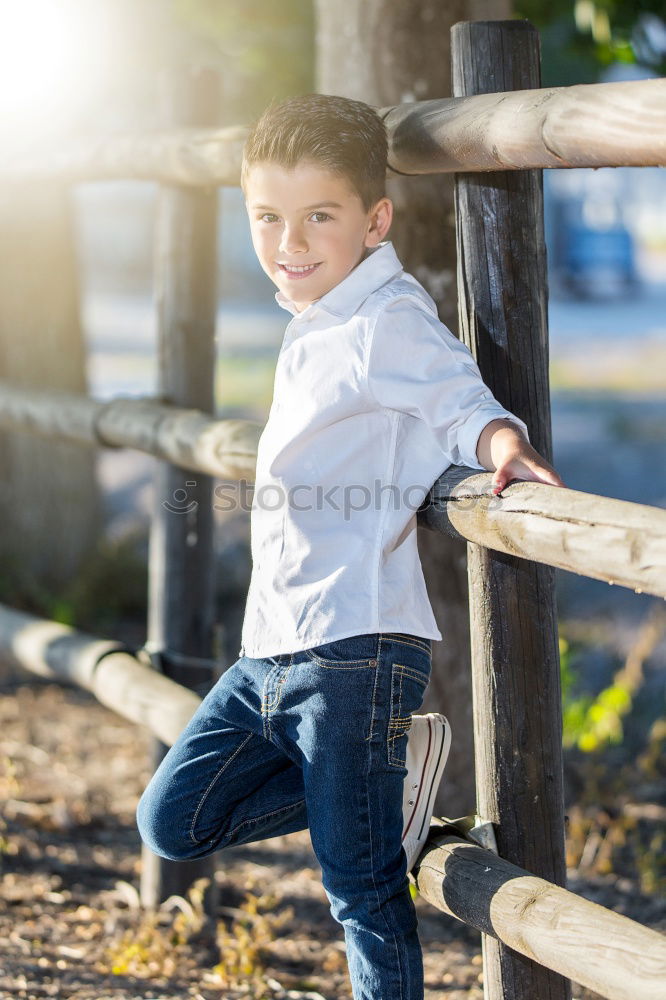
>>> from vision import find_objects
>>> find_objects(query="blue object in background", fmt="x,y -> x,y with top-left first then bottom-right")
544,169 -> 640,301
561,216 -> 637,299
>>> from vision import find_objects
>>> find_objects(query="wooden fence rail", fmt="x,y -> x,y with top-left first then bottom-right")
415,826 -> 666,1000
0,381 -> 261,480
0,605 -> 200,747
1,78 -> 664,186
1,380 -> 665,599
382,76 -> 666,174
423,467 -> 666,599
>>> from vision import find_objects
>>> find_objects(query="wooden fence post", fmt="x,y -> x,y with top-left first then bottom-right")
140,67 -> 220,911
451,20 -> 570,1000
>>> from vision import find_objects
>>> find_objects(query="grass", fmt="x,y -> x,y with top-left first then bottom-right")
93,341 -> 666,408
215,350 -> 666,406
216,354 -> 276,415
549,347 -> 666,393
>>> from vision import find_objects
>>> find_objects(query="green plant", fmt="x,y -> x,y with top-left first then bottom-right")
102,877 -> 294,995
515,0 -> 666,84
212,888 -> 294,990
560,603 -> 665,752
104,877 -> 210,978
0,530 -> 148,637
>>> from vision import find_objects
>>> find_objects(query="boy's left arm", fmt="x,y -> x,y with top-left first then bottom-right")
477,418 -> 567,495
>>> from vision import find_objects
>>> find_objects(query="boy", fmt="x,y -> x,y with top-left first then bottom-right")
137,94 -> 564,999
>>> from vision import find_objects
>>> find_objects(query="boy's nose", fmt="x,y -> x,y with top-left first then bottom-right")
279,225 -> 308,254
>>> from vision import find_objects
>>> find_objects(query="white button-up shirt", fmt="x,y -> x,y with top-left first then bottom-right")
239,241 -> 529,659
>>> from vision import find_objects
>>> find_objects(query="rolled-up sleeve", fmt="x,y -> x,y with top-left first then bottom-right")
365,295 -> 530,469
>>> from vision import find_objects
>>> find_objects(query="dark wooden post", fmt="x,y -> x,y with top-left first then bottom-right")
140,68 -> 220,911
451,21 -> 570,1000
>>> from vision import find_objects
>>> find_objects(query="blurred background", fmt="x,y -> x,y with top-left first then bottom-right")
0,2 -> 665,997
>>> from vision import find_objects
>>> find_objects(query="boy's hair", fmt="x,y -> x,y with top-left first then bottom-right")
241,94 -> 388,212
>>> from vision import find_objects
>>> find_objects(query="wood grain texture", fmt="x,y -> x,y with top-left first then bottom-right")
452,19 -> 569,1000
416,833 -> 666,1000
419,469 -> 666,599
382,76 -> 666,173
2,81 -> 663,185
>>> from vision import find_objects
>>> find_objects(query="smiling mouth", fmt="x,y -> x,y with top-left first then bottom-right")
277,262 -> 322,278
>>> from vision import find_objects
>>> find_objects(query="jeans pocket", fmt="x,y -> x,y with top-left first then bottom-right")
306,634 -> 379,669
386,661 -> 430,769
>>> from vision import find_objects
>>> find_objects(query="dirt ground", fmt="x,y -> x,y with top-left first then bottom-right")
1,680 -> 664,1000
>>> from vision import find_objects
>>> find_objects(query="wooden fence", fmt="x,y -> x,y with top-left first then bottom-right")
3,79 -> 664,183
1,17 -> 665,1000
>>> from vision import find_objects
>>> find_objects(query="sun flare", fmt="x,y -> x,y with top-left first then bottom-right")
0,0 -> 98,140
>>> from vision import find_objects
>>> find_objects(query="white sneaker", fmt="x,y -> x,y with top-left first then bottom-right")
401,714 -> 452,876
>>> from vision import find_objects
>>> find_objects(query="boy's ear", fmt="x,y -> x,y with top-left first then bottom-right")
365,197 -> 393,246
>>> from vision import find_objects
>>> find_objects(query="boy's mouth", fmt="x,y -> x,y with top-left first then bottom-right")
277,262 -> 322,279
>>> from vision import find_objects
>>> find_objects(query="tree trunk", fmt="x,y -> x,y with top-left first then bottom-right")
315,0 -> 510,816
0,182 -> 100,598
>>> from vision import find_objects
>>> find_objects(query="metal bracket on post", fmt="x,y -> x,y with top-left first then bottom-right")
433,814 -> 499,854
135,641 -> 165,674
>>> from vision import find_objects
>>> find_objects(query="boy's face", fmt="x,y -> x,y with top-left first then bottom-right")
244,160 -> 393,313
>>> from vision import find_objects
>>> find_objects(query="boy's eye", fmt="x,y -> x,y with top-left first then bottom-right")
310,211 -> 331,223
259,213 -> 279,223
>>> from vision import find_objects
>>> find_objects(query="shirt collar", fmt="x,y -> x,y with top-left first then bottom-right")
274,241 -> 404,321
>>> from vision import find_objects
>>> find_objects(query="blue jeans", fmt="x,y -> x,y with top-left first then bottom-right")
136,631 -> 432,1000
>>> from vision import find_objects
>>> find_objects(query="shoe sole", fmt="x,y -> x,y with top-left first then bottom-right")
402,714 -> 451,843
